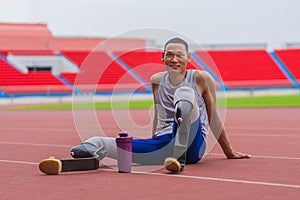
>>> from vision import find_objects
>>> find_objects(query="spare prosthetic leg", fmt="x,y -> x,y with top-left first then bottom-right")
164,86 -> 199,173
39,142 -> 107,175
39,157 -> 100,175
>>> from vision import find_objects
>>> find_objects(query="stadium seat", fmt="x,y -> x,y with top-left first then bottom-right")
194,49 -> 293,88
113,50 -> 203,85
60,51 -> 148,92
274,49 -> 300,83
0,54 -> 72,95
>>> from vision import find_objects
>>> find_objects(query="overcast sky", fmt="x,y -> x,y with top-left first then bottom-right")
0,0 -> 299,48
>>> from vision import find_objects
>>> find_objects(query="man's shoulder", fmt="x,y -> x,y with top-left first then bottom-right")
193,70 -> 216,91
193,70 -> 212,81
150,72 -> 165,84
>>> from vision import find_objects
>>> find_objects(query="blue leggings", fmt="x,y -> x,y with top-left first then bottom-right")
132,117 -> 206,165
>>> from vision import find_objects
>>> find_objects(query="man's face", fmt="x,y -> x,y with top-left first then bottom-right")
162,43 -> 191,74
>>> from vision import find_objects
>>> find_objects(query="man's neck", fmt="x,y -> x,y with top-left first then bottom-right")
168,70 -> 187,87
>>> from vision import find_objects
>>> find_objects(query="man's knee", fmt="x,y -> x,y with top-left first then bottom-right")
174,86 -> 195,106
174,86 -> 199,123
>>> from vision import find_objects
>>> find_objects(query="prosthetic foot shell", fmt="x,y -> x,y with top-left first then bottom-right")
39,157 -> 62,175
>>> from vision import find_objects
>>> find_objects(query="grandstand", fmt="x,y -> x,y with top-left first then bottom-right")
60,50 -> 148,92
274,49 -> 300,84
113,50 -> 204,86
0,22 -> 299,102
194,49 -> 294,89
0,53 -> 72,95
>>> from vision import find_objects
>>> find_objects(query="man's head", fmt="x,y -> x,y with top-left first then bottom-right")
163,37 -> 189,53
161,37 -> 191,75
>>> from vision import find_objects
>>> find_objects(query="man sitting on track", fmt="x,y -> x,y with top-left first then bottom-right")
39,37 -> 251,175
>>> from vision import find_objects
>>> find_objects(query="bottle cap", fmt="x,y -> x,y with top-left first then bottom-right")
116,131 -> 132,144
119,132 -> 128,137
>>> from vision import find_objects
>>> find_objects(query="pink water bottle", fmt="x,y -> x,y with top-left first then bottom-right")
116,131 -> 133,173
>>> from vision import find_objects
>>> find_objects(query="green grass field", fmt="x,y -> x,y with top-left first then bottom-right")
6,94 -> 300,110
222,94 -> 300,108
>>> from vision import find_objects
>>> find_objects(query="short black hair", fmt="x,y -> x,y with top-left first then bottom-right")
163,37 -> 189,53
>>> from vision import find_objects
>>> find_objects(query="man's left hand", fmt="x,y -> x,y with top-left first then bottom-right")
227,151 -> 251,159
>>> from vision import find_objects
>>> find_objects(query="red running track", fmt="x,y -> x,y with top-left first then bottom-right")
0,108 -> 299,200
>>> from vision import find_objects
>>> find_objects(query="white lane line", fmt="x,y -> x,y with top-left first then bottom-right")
226,126 -> 300,131
229,133 -> 300,138
1,141 -> 299,160
0,141 -> 72,148
101,168 -> 300,189
0,127 -> 74,132
1,125 -> 299,131
208,153 -> 300,160
230,133 -> 300,137
133,171 -> 300,189
1,159 -> 299,189
0,159 -> 37,165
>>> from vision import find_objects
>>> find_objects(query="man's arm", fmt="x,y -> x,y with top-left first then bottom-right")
195,71 -> 251,159
150,72 -> 163,137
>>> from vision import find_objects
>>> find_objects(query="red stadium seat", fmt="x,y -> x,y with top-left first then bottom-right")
113,50 -> 203,84
194,49 -> 292,88
0,57 -> 72,94
60,51 -> 147,92
274,49 -> 300,82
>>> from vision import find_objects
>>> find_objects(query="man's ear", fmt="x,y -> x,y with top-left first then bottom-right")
161,52 -> 165,62
187,52 -> 191,62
